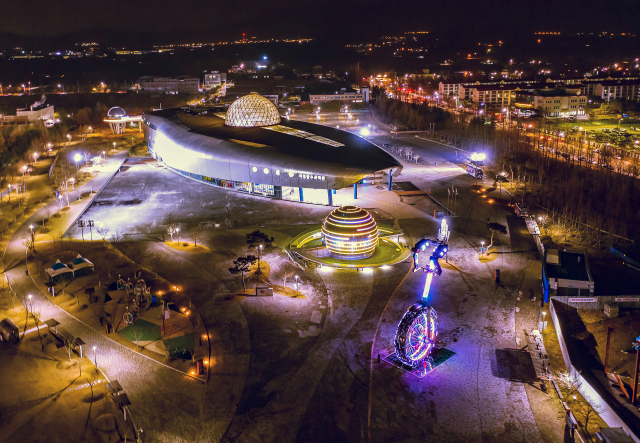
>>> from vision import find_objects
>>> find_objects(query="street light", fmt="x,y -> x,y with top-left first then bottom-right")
74,153 -> 81,176
294,275 -> 299,296
258,244 -> 263,275
176,227 -> 181,243
69,177 -> 75,191
92,345 -> 97,371
29,224 -> 35,251
7,184 -> 11,203
481,241 -> 485,257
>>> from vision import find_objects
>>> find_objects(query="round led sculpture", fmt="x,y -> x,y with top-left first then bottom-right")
225,92 -> 281,127
394,302 -> 438,368
322,206 -> 378,260
107,107 -> 127,119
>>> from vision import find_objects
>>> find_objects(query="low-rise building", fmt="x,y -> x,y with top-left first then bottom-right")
204,71 -> 226,90
595,79 -> 640,101
309,88 -> 369,105
137,76 -> 201,94
16,103 -> 54,122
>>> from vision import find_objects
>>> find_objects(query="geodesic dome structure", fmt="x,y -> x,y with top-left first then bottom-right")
225,92 -> 280,127
107,107 -> 127,119
322,206 -> 379,259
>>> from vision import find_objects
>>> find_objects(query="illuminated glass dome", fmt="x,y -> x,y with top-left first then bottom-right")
107,107 -> 127,119
225,92 -> 281,127
322,206 -> 379,260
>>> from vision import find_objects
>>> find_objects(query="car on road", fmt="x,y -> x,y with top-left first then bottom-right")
0,318 -> 19,343
515,203 -> 528,218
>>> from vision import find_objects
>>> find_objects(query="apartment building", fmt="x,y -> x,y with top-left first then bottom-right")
137,76 -> 201,94
595,79 -> 640,101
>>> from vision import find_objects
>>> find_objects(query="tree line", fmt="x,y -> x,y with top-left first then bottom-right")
373,96 -> 451,130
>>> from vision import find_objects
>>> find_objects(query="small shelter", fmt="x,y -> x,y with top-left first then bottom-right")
46,260 -> 74,282
69,255 -> 94,278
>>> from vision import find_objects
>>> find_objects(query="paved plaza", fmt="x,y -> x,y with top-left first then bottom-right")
2,121 -> 566,442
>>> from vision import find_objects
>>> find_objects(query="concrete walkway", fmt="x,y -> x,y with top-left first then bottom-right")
3,151 -> 206,442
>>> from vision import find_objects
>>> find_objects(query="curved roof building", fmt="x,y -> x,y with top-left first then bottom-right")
143,93 -> 402,204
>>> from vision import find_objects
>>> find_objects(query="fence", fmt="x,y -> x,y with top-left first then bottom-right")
550,299 -> 640,442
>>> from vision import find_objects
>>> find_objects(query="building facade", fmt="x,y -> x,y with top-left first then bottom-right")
143,93 -> 400,206
309,88 -> 369,105
595,80 -> 640,101
204,71 -> 227,90
137,76 -> 201,94
16,104 -> 54,122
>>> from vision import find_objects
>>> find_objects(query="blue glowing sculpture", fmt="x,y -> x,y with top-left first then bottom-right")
394,219 -> 450,369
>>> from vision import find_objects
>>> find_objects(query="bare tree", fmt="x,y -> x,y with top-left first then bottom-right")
164,213 -> 178,242
228,255 -> 257,291
126,241 -> 151,273
553,370 -> 606,440
97,227 -> 110,245
189,222 -> 203,247
130,328 -> 145,350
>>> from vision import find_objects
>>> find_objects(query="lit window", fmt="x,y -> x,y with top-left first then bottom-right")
252,167 -> 257,172
276,170 -> 280,175
264,168 -> 269,174
288,171 -> 294,177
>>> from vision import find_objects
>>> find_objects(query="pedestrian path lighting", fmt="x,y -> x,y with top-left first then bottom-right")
69,177 -> 75,191
7,184 -> 11,203
113,142 -> 116,150
102,151 -> 106,161
257,244 -> 263,275
481,241 -> 485,257
176,227 -> 180,243
294,275 -> 300,296
92,345 -> 98,371
33,152 -> 39,163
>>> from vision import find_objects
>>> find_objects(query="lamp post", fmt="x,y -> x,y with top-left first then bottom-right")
257,244 -> 263,275
102,151 -> 106,162
294,275 -> 299,297
33,152 -> 39,163
92,345 -> 98,372
69,177 -> 75,191
481,241 -> 485,257
27,294 -> 33,313
8,184 -> 11,203
66,134 -> 71,146
112,141 -> 116,151
176,227 -> 180,244
74,153 -> 81,177
29,224 -> 35,252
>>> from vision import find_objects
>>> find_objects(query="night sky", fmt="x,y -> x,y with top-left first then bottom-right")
0,0 -> 638,41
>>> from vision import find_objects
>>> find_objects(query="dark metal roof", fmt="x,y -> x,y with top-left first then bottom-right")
144,108 -> 402,190
175,110 -> 399,174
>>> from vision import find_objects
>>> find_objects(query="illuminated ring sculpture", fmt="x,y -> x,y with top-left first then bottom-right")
394,302 -> 438,367
321,205 -> 378,259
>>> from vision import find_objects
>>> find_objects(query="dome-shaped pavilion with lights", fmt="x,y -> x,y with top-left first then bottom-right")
105,106 -> 143,134
322,206 -> 378,259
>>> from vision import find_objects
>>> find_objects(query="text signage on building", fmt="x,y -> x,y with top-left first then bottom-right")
615,297 -> 640,302
568,297 -> 596,303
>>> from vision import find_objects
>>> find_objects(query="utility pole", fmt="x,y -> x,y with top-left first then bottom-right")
604,327 -> 614,374
633,347 -> 640,405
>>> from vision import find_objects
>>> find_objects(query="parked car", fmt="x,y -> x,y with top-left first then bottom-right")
515,203 -> 528,218
0,318 -> 19,343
